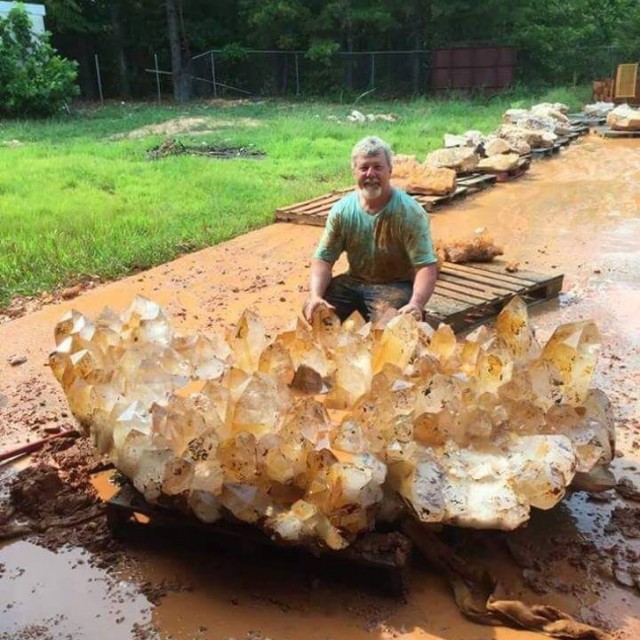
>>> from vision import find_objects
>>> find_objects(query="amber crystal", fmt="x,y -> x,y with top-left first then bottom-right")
50,295 -> 616,547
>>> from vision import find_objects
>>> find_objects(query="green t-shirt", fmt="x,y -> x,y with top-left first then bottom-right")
313,189 -> 437,283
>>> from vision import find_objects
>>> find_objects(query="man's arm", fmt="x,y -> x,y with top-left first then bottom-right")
398,263 -> 438,319
304,258 -> 336,321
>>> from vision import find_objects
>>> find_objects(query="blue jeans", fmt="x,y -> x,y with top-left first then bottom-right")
325,274 -> 413,322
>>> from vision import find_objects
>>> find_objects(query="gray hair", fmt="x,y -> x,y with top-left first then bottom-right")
351,136 -> 393,168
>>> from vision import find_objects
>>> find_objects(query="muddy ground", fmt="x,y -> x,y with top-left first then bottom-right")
1,134 -> 639,639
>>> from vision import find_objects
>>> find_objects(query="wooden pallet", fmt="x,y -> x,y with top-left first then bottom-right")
106,482 -> 412,596
275,187 -> 352,226
569,123 -> 590,136
275,173 -> 496,223
594,125 -> 640,138
568,113 -> 606,126
530,144 -> 561,158
425,261 -> 564,333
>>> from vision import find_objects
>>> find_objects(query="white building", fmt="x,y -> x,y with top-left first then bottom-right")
0,2 -> 46,34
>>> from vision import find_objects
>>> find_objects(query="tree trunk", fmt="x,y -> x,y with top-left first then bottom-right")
165,0 -> 191,101
76,35 -> 97,100
345,21 -> 354,91
110,2 -> 130,98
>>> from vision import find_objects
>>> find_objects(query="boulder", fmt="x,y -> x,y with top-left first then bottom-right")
531,103 -> 569,121
394,165 -> 457,195
392,155 -> 420,179
477,153 -> 521,173
503,108 -> 529,124
425,147 -> 479,174
443,133 -> 468,148
484,137 -> 512,156
606,104 -> 640,130
584,102 -> 614,117
497,123 -> 557,149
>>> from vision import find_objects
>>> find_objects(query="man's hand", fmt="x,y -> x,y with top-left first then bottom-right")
303,295 -> 335,323
398,301 -> 424,321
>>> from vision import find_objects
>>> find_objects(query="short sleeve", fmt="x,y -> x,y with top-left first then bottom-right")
403,201 -> 437,267
313,205 -> 345,263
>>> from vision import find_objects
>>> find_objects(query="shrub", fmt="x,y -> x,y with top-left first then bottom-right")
0,5 -> 79,117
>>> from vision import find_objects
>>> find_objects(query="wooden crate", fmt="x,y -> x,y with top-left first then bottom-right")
106,482 -> 412,596
426,261 -> 564,333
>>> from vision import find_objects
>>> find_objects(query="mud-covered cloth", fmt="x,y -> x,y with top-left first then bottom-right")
323,274 -> 413,322
313,188 -> 437,283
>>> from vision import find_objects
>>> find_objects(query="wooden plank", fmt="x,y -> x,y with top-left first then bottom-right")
278,194 -> 342,215
441,261 -> 539,287
595,125 -> 640,138
424,291 -> 470,316
434,279 -> 497,303
413,186 -> 469,212
467,261 -> 564,293
107,483 -> 412,596
427,262 -> 564,332
458,173 -> 497,188
438,269 -> 525,296
275,210 -> 328,226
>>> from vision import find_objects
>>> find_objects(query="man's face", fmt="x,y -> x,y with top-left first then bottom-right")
353,152 -> 392,200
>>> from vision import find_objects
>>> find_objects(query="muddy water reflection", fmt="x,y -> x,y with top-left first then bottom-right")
0,541 -> 152,638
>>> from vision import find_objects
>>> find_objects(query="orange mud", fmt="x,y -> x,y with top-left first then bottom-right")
1,134 -> 639,639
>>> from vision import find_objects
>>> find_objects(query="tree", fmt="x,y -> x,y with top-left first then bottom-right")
0,5 -> 78,116
166,0 -> 191,101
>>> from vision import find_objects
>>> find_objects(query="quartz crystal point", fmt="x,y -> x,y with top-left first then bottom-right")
539,320 -> 601,405
50,296 -> 615,547
228,309 -> 267,373
495,296 -> 540,361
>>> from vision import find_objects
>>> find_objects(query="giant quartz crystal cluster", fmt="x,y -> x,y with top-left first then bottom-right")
50,297 -> 615,549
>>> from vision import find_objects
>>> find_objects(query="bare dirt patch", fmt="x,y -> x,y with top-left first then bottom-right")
112,116 -> 261,140
0,275 -> 102,326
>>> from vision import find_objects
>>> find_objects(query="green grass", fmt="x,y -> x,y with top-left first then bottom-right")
0,85 -> 591,306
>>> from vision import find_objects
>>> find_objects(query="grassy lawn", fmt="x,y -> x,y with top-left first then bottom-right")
0,85 -> 591,307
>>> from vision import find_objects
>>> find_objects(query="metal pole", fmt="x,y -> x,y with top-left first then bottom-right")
154,53 -> 162,105
94,54 -> 104,106
295,53 -> 300,96
210,53 -> 217,98
370,53 -> 375,88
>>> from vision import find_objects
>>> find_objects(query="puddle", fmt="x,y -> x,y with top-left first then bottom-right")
0,541 -> 153,639
91,468 -> 120,501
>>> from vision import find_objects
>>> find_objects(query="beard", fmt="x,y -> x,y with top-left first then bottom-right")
361,182 -> 382,200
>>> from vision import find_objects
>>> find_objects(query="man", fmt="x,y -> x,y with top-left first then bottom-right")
303,136 -> 438,323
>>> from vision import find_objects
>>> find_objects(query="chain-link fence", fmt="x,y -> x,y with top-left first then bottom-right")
85,46 -> 640,102
189,50 -> 432,99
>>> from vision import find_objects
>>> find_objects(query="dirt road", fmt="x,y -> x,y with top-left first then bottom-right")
1,134 -> 639,639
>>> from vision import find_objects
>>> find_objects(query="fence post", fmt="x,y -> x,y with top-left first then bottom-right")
295,53 -> 300,96
370,52 -> 375,88
210,53 -> 217,98
94,54 -> 104,105
154,53 -> 162,105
